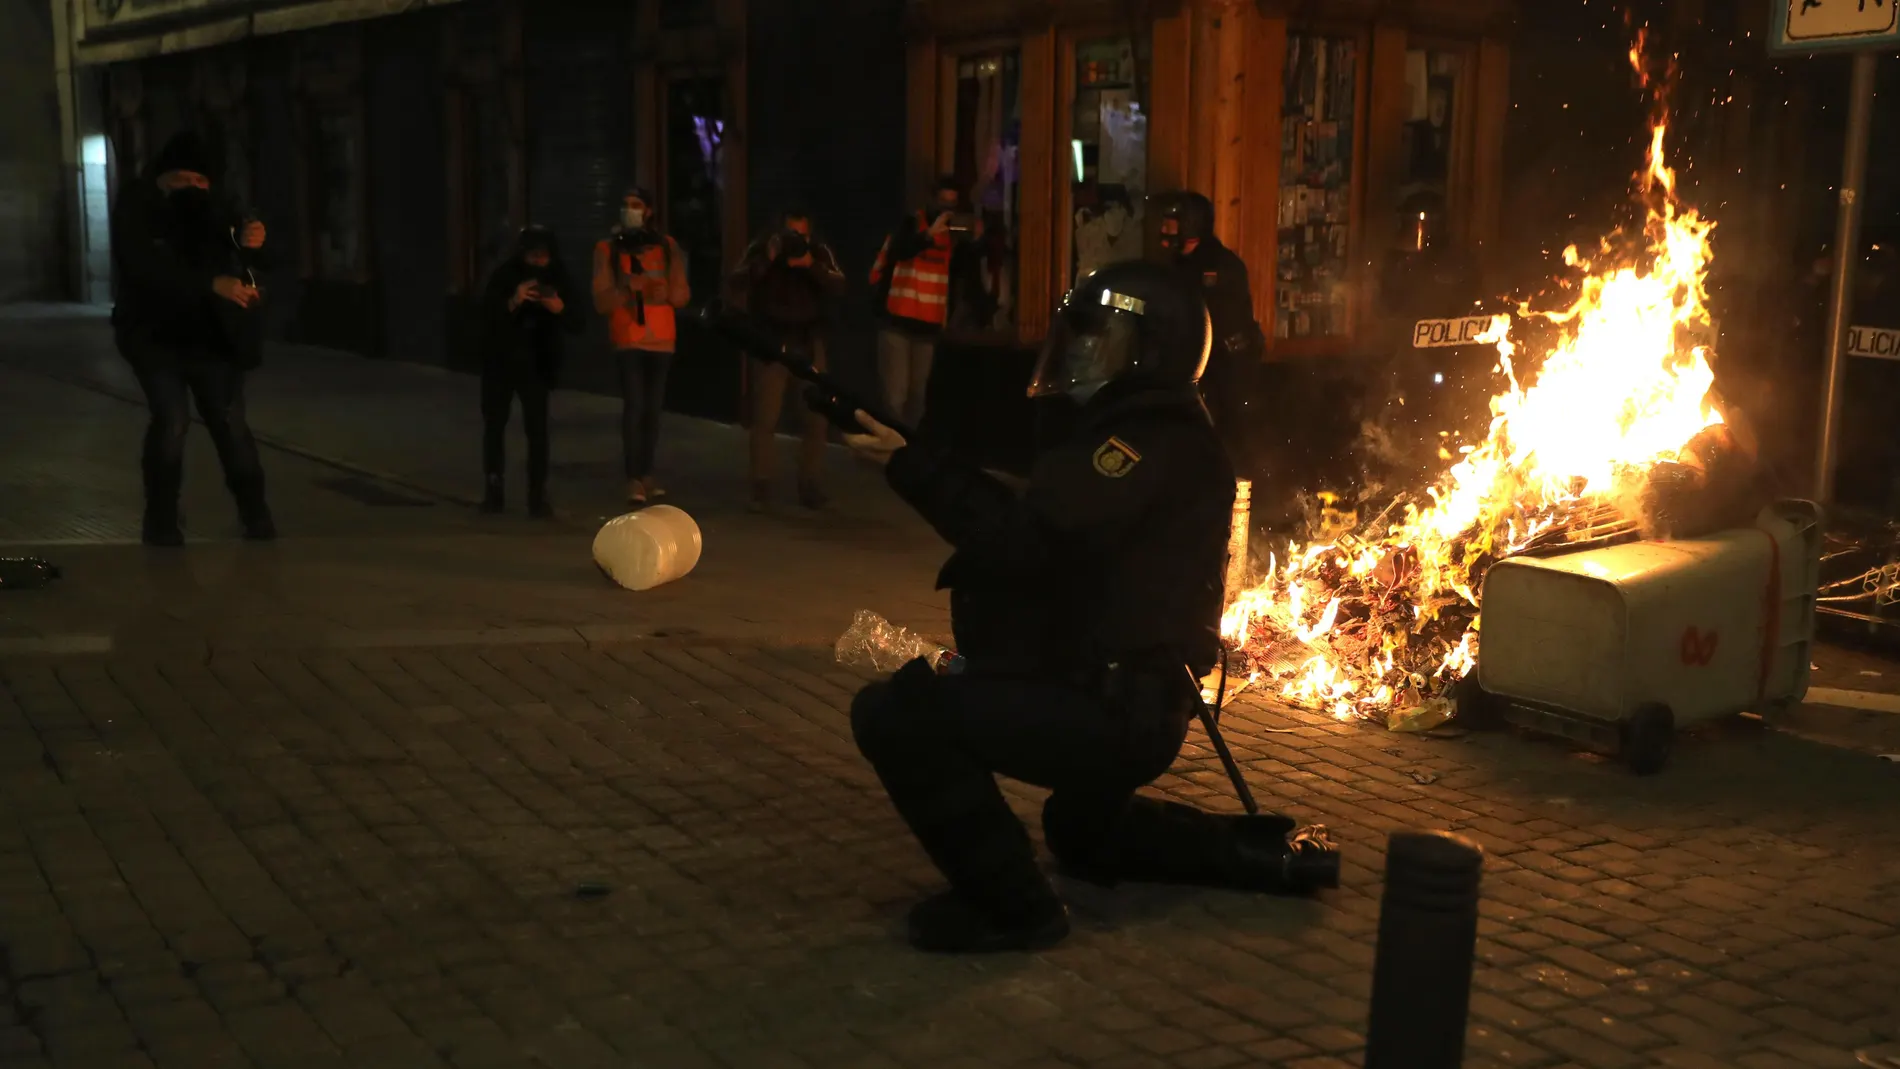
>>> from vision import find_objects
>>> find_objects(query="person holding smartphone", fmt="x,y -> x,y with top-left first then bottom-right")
479,226 -> 582,517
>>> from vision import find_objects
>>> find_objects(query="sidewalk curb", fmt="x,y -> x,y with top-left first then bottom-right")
9,360 -> 489,511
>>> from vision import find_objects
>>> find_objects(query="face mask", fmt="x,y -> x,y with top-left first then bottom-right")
621,208 -> 646,230
169,186 -> 212,221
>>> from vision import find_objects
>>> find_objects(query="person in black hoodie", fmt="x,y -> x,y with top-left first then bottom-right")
479,226 -> 582,517
111,131 -> 274,546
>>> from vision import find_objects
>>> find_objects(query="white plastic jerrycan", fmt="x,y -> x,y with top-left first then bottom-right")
592,505 -> 703,591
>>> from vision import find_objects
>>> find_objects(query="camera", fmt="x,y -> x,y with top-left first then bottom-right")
777,230 -> 811,261
940,211 -> 979,234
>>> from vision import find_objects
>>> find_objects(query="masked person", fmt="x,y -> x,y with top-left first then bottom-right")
479,226 -> 581,517
868,177 -> 968,428
110,131 -> 274,546
843,260 -> 1339,954
1158,192 -> 1265,478
731,210 -> 847,511
594,186 -> 690,506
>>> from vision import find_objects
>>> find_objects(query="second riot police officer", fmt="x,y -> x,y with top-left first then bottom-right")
843,260 -> 1339,955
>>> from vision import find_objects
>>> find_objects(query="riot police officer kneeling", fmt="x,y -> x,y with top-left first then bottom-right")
844,260 -> 1339,955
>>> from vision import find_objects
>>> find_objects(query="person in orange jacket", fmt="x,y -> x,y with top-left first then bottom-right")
593,185 -> 690,506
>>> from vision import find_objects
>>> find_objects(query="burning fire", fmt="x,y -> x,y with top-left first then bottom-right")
1223,103 -> 1725,723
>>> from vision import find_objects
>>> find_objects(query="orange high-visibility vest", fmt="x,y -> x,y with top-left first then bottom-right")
870,212 -> 952,326
601,238 -> 678,351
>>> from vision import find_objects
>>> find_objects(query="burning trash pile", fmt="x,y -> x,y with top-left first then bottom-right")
1223,120 -> 1759,728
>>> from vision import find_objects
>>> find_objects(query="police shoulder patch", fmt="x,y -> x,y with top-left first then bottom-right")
1091,436 -> 1142,478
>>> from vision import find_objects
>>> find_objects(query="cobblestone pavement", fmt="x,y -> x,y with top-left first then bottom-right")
3,308 -> 1899,1069
1,643 -> 1897,1069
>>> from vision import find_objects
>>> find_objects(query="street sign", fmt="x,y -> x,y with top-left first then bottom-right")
1848,324 -> 1900,359
1770,0 -> 1900,56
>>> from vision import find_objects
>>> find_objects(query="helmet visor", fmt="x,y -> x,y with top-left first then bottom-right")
1027,293 -> 1144,399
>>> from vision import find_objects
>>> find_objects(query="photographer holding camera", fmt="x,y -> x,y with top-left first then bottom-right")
868,177 -> 979,429
731,210 -> 847,511
478,226 -> 582,518
593,186 -> 690,507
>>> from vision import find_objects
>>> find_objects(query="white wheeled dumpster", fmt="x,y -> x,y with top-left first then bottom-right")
1468,500 -> 1824,773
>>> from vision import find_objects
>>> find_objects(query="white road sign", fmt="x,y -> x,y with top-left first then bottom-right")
1411,316 -> 1494,349
1771,0 -> 1900,54
1848,324 -> 1900,360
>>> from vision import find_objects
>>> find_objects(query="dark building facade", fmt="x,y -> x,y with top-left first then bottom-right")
58,0 -> 909,425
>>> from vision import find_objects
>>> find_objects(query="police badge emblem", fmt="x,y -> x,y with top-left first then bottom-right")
1092,437 -> 1142,477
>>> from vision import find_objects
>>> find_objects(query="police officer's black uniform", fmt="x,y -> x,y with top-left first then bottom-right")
1157,193 -> 1266,476
848,260 -> 1338,955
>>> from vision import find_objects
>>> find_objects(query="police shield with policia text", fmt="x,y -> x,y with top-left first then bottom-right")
844,260 -> 1339,954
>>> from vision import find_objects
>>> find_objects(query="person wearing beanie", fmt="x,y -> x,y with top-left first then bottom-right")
478,225 -> 583,517
110,129 -> 277,546
592,185 -> 689,507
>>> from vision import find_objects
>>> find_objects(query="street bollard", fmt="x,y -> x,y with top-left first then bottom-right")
1364,830 -> 1485,1069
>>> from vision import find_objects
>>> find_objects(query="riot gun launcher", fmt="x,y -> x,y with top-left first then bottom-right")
695,302 -> 917,441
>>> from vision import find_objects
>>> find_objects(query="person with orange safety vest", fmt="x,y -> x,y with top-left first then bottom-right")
593,185 -> 690,507
869,177 -> 972,428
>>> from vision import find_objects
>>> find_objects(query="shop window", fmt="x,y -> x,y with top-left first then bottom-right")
1069,37 -> 1148,285
309,108 -> 365,280
1398,48 -> 1463,224
950,52 -> 1020,333
1275,34 -> 1357,340
665,76 -> 725,310
465,84 -> 514,282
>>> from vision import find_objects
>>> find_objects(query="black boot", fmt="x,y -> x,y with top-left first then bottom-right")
527,483 -> 553,519
230,476 -> 276,541
481,474 -> 505,514
1230,819 -> 1341,893
905,890 -> 1070,954
141,510 -> 184,548
143,475 -> 184,547
240,501 -> 277,542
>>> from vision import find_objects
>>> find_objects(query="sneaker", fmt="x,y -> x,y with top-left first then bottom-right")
904,890 -> 1069,954
643,476 -> 667,500
527,494 -> 554,520
626,478 -> 648,507
141,523 -> 184,548
240,507 -> 277,542
797,481 -> 829,511
481,476 -> 505,514
747,479 -> 772,514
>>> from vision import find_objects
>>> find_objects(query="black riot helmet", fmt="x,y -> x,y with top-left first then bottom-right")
1028,259 -> 1212,400
1158,190 -> 1216,254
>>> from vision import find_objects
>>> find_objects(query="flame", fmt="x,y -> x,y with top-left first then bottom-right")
1222,91 -> 1723,723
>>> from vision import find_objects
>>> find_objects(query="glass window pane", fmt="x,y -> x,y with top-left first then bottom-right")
1399,49 -> 1462,203
665,77 -> 725,310
950,52 -> 1020,333
312,111 -> 362,280
1070,36 -> 1148,285
1275,34 -> 1357,340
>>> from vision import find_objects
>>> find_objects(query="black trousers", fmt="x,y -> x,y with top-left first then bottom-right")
851,660 -> 1247,921
481,355 -> 551,493
123,340 -> 266,526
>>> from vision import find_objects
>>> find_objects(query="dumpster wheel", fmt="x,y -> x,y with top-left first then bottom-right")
1620,703 -> 1675,775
